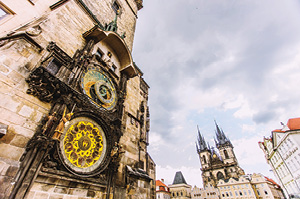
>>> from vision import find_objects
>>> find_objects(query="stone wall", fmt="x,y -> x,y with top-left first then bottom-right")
25,176 -> 106,199
0,0 -> 154,198
0,39 -> 49,198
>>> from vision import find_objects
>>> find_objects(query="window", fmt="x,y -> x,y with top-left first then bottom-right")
264,190 -> 268,195
46,58 -> 62,75
203,155 -> 207,164
112,1 -> 120,14
224,150 -> 229,159
0,2 -> 15,21
139,161 -> 144,169
217,172 -> 225,180
95,49 -> 103,62
257,190 -> 260,195
111,64 -> 117,72
248,190 -> 251,195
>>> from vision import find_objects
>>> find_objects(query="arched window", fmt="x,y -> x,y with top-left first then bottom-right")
224,150 -> 229,159
203,155 -> 207,164
217,172 -> 225,180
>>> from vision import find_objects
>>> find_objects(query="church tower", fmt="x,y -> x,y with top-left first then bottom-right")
214,121 -> 236,166
196,122 -> 245,187
196,126 -> 211,170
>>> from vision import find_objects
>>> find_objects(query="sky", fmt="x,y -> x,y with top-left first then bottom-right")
132,0 -> 300,188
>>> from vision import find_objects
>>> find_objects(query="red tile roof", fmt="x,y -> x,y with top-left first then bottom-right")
156,180 -> 170,193
272,129 -> 285,133
287,117 -> 300,130
265,176 -> 280,188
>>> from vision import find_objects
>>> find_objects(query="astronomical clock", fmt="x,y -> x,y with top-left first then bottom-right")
0,0 -> 156,198
59,116 -> 108,176
80,66 -> 117,110
10,21 -> 155,198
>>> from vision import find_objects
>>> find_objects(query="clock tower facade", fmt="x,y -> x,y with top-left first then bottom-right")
0,0 -> 155,199
196,123 -> 245,187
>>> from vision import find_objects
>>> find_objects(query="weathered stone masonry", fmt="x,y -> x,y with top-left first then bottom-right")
0,0 -> 155,198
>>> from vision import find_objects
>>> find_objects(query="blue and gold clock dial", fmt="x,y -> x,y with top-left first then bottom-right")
81,67 -> 117,110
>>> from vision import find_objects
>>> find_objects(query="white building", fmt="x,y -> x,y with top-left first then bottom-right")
259,117 -> 300,198
157,179 -> 171,199
191,183 -> 219,199
217,173 -> 284,199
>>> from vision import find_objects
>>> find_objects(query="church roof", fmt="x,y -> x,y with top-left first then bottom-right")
214,121 -> 232,147
196,126 -> 208,152
172,171 -> 188,185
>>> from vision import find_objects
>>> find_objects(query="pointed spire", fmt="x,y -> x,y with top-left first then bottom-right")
214,120 -> 232,147
207,142 -> 211,151
196,126 -> 208,152
214,137 -> 218,146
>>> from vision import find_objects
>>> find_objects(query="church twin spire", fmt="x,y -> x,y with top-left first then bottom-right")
196,121 -> 232,153
196,126 -> 209,152
214,120 -> 232,148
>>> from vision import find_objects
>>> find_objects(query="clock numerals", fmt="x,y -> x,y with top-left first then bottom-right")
81,67 -> 117,110
59,117 -> 107,174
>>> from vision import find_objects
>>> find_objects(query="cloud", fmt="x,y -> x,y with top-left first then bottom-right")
156,165 -> 203,188
133,0 -> 300,186
232,136 -> 275,178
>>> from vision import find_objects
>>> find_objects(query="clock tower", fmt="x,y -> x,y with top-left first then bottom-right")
196,122 -> 245,187
0,0 -> 155,199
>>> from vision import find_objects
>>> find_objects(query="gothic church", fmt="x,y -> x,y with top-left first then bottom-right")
196,122 -> 245,187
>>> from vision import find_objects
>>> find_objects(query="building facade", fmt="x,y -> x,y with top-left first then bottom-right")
0,0 -> 156,199
196,122 -> 245,187
191,184 -> 220,199
156,179 -> 171,199
259,117 -> 300,198
217,173 -> 284,199
196,122 -> 284,199
169,171 -> 192,199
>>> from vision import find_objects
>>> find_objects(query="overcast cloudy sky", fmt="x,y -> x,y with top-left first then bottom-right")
132,0 -> 300,187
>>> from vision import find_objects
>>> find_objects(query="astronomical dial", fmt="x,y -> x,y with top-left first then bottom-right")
59,117 -> 107,173
81,66 -> 117,110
